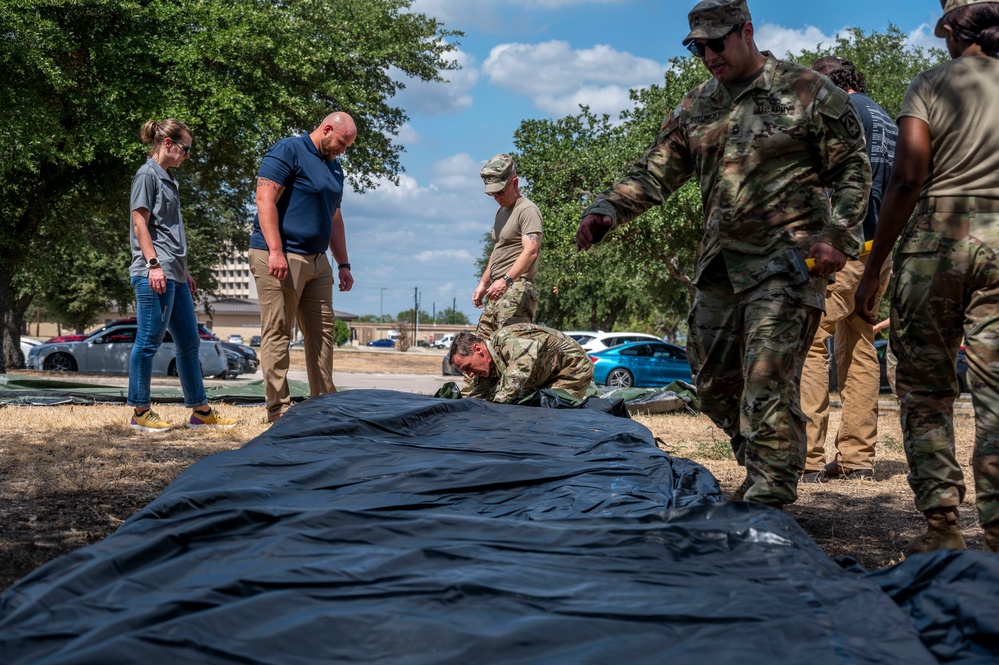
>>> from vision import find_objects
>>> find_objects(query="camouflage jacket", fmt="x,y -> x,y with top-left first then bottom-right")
583,53 -> 871,294
467,323 -> 590,403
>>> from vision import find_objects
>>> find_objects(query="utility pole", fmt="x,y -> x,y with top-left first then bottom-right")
413,286 -> 419,343
380,287 -> 386,322
452,297 -> 456,324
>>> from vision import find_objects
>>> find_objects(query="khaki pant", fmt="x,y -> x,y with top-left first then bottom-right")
800,256 -> 890,472
250,248 -> 336,419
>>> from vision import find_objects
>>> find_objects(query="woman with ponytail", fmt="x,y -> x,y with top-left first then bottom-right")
127,119 -> 237,432
855,0 -> 999,554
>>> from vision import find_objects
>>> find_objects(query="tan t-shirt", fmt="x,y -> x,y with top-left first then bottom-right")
489,196 -> 543,281
899,55 -> 999,199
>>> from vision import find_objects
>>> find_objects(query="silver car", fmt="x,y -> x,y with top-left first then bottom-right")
27,322 -> 227,378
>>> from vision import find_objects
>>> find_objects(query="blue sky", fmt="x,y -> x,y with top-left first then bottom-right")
334,0 -> 946,323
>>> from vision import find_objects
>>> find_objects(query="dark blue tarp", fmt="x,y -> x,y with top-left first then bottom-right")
1,390 -> 997,663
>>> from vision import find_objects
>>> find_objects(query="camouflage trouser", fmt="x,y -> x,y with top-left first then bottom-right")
475,278 -> 538,339
687,264 -> 823,505
546,347 -> 595,401
892,202 -> 999,527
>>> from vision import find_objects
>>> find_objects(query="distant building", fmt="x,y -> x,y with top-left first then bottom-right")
215,251 -> 256,300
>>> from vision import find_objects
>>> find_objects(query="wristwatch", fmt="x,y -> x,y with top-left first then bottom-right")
502,275 -> 514,287
146,257 -> 160,270
337,262 -> 351,271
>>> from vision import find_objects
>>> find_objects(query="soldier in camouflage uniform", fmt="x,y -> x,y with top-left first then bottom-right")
576,0 -> 871,507
449,324 -> 593,404
473,154 -> 543,339
855,0 -> 999,554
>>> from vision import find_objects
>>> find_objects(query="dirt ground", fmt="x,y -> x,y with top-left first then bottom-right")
0,356 -> 983,591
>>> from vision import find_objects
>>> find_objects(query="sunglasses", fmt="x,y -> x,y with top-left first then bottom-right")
486,178 -> 514,198
170,138 -> 191,156
686,23 -> 744,58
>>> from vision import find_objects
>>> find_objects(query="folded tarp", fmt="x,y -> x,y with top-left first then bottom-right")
0,374 -> 309,405
0,390 -> 994,663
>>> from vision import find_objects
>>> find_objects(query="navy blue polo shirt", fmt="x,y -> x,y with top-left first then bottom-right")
249,133 -> 345,255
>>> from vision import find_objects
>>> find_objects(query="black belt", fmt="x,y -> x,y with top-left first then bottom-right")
916,196 -> 999,214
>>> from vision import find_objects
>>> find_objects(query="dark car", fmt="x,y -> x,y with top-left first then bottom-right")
367,338 -> 395,348
442,353 -> 462,376
220,342 -> 259,376
250,335 -> 262,347
589,341 -> 693,388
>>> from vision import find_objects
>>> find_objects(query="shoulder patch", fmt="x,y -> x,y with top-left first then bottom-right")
660,103 -> 683,133
817,84 -> 850,118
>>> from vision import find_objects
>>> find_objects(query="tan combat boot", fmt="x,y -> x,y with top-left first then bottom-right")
983,522 -> 999,553
906,507 -> 967,555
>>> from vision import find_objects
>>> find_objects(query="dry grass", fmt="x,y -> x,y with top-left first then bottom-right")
0,404 -> 268,590
292,347 -> 445,374
633,399 -> 983,569
0,388 -> 983,591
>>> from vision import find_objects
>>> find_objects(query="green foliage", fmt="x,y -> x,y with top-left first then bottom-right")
357,314 -> 393,323
0,0 -> 458,368
396,309 -> 434,324
435,308 -> 469,325
786,25 -> 947,118
512,57 -> 706,331
334,319 -> 351,347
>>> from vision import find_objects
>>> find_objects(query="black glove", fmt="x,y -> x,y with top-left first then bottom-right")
576,214 -> 613,250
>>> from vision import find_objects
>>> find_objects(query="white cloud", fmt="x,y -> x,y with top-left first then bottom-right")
391,47 -> 479,115
905,22 -> 945,51
535,84 -> 638,118
397,122 -> 421,145
335,151 -> 499,319
754,23 -> 839,58
416,249 -> 475,263
482,40 -> 665,118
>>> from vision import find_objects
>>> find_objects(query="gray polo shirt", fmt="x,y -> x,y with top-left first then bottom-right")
129,158 -> 188,282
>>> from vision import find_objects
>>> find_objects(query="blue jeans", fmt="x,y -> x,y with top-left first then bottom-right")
128,277 -> 207,408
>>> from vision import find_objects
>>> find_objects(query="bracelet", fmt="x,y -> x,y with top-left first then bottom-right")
337,262 -> 351,270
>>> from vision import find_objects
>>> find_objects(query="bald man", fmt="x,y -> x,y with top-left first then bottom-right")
249,112 -> 357,423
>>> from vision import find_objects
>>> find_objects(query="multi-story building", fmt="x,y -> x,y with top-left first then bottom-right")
214,252 -> 256,300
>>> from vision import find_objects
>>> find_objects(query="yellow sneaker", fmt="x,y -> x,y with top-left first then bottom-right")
131,409 -> 173,433
188,408 -> 238,429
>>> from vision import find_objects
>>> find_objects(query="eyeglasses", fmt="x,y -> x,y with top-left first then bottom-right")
686,23 -> 744,58
170,138 -> 191,156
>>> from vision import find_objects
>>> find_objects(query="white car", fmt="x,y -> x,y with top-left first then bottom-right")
433,333 -> 456,349
18,337 -> 41,366
27,321 -> 227,378
227,334 -> 244,344
571,331 -> 663,353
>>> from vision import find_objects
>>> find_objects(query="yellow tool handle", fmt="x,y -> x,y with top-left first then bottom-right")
805,239 -> 874,270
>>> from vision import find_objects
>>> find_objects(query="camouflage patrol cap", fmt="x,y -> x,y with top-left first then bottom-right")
480,153 -> 516,193
936,0 -> 999,37
683,0 -> 753,46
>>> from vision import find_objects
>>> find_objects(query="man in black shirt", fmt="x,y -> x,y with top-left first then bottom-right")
800,56 -> 898,482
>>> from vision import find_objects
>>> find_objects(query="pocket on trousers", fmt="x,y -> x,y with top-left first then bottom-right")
896,230 -> 942,255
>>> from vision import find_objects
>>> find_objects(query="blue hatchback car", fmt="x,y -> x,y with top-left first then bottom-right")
589,341 -> 692,388
366,338 -> 395,348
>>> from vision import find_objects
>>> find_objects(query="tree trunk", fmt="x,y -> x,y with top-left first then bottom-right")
2,287 -> 33,370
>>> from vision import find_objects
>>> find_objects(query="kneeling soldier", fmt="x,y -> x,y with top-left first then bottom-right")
449,324 -> 593,404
